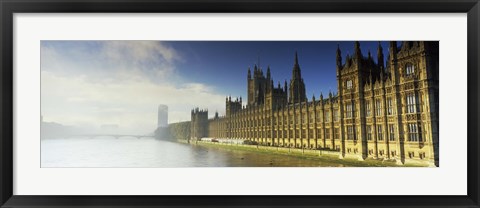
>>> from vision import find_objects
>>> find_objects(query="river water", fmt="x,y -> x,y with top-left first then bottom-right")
41,137 -> 345,167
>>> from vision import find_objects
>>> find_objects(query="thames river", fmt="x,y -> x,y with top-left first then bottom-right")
41,137 -> 346,167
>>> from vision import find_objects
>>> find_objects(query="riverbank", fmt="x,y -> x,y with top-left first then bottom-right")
191,140 -> 426,167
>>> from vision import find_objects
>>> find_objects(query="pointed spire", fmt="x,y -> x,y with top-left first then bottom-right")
389,41 -> 397,63
278,81 -> 281,88
320,92 -> 323,100
247,67 -> 251,79
377,41 -> 384,69
336,44 -> 342,68
354,41 -> 362,58
267,65 -> 271,80
292,51 -> 302,80
295,51 -> 299,66
312,93 -> 316,101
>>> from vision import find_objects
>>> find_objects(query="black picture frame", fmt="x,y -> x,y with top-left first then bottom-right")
1,0 -> 479,207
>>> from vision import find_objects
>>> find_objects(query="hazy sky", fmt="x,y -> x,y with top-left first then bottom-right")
41,41 -> 390,134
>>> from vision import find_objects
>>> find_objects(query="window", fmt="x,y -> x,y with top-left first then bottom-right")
377,125 -> 383,141
389,124 -> 395,141
366,101 -> 372,117
333,110 -> 339,121
408,123 -> 422,142
408,123 -> 417,141
375,99 -> 382,116
316,111 -> 321,121
406,63 -> 415,75
347,126 -> 356,140
367,125 -> 372,141
303,114 -> 307,124
406,93 -> 417,114
325,128 -> 330,139
387,97 -> 393,115
346,102 -> 354,118
334,128 -> 339,139
325,111 -> 331,122
346,80 -> 353,89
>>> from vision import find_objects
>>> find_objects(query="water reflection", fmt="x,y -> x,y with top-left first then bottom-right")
41,137 -> 345,167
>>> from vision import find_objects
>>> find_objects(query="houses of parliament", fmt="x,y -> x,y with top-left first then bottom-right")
190,41 -> 439,166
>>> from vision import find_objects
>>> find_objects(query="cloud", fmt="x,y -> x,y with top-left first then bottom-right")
41,41 -> 226,134
41,41 -> 182,83
102,41 -> 180,63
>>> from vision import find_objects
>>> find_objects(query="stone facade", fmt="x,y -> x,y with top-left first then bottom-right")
190,41 -> 439,166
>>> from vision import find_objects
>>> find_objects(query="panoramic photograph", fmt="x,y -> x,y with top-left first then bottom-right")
40,41 -> 439,167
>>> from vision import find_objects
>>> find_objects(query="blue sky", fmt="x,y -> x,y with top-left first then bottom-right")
170,41 -> 389,99
41,41 -> 391,134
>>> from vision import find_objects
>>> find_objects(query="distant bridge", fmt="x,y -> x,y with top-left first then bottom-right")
66,134 -> 154,139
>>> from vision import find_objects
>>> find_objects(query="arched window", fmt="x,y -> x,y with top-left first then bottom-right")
405,63 -> 415,75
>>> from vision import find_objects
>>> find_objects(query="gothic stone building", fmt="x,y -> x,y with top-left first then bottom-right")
191,41 -> 439,166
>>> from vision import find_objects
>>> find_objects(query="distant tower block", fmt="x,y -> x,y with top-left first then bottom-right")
157,104 -> 168,127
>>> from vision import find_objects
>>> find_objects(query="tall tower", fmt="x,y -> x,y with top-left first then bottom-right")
247,64 -> 268,106
377,41 -> 384,70
190,108 -> 208,140
157,104 -> 168,127
336,41 -> 370,160
289,51 -> 307,103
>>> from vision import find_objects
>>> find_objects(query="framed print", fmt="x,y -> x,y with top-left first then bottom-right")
1,0 -> 479,207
